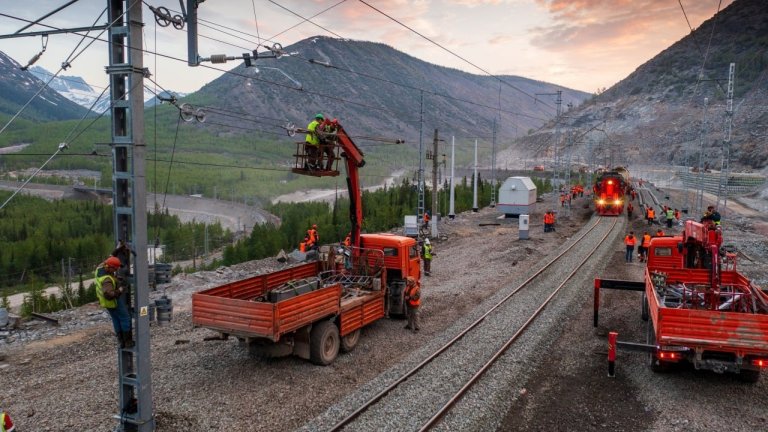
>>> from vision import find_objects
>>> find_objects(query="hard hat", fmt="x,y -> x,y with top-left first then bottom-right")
104,256 -> 121,269
424,238 -> 430,245
315,113 -> 324,120
312,224 -> 318,229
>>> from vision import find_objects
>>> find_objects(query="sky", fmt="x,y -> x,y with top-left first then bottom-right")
0,0 -> 733,95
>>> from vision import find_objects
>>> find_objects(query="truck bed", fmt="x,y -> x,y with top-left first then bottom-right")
192,261 -> 385,341
647,268 -> 768,354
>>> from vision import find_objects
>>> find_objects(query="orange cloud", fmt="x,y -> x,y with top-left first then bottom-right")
531,0 -> 735,52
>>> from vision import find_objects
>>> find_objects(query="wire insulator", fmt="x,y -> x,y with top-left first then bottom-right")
210,54 -> 228,64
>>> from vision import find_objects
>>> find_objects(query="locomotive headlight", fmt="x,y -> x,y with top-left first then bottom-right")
597,199 -> 606,205
614,199 -> 622,205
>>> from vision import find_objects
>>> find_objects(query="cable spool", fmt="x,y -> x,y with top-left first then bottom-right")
155,296 -> 173,325
195,108 -> 206,123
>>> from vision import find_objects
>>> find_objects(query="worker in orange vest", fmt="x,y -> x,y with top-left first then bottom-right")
307,224 -> 319,251
422,211 -> 431,230
640,232 -> 651,262
299,236 -> 309,253
543,211 -> 552,232
624,231 -> 637,263
343,232 -> 351,247
403,276 -> 421,332
646,207 -> 656,226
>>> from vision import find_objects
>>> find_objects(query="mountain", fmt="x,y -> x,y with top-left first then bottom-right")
0,51 -> 88,121
28,66 -> 187,112
185,37 -> 589,149
517,0 -> 768,171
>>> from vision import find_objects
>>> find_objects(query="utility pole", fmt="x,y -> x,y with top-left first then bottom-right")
108,1 -> 153,430
473,139 -> 479,212
431,129 -> 439,238
449,136 -> 455,219
536,91 -> 562,209
490,118 -> 497,208
717,63 -> 736,225
417,91 -> 426,224
695,97 -> 709,216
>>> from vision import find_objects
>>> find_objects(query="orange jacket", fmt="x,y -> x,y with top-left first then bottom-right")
544,213 -> 553,224
299,242 -> 306,253
406,282 -> 421,307
307,228 -> 318,244
647,208 -> 655,219
642,234 -> 651,247
624,235 -> 636,246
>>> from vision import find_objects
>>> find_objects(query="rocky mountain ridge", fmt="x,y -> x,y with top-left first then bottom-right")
517,0 -> 768,172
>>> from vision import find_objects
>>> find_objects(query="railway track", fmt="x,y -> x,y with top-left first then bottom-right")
303,216 -> 623,432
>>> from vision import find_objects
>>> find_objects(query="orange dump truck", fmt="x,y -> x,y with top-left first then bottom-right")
595,220 -> 768,381
192,236 -> 420,366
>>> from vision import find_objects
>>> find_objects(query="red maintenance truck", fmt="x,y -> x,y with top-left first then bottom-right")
192,121 -> 420,365
594,220 -> 768,381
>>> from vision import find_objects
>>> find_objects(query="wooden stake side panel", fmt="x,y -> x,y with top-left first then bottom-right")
339,291 -> 386,337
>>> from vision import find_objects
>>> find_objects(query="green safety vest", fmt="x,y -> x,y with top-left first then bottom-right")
666,209 -> 674,219
305,120 -> 321,146
94,269 -> 118,309
423,244 -> 433,260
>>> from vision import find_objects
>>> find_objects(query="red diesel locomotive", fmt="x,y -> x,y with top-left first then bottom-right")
593,167 -> 629,216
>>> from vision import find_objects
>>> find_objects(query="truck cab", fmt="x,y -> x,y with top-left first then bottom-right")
360,233 -> 420,316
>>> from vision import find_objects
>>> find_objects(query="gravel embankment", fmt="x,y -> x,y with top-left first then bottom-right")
0,201 -> 592,432
498,181 -> 768,432
300,216 -> 624,431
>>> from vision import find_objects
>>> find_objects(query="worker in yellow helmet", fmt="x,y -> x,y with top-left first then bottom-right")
305,113 -> 324,169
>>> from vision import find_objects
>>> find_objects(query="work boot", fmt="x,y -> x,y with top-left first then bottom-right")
116,333 -> 125,349
122,331 -> 135,349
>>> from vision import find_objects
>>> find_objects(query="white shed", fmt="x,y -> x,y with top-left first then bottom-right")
497,176 -> 537,216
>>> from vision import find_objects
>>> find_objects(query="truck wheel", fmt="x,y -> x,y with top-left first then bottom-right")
340,329 -> 360,353
310,321 -> 340,365
738,368 -> 761,383
641,292 -> 649,322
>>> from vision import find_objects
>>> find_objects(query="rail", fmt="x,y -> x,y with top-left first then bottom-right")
328,216 -> 619,431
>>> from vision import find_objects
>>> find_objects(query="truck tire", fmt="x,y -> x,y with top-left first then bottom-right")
310,320 -> 340,366
738,368 -> 761,383
340,329 -> 360,353
641,292 -> 649,322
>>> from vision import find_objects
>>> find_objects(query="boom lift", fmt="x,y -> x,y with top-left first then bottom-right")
192,120 -> 420,364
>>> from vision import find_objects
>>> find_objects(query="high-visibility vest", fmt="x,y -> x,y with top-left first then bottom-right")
423,244 -> 433,260
299,242 -> 306,253
305,120 -> 321,146
624,235 -> 636,246
648,209 -> 655,218
94,269 -> 117,309
666,209 -> 674,219
1,411 -> 13,432
406,283 -> 421,307
642,234 -> 651,247
308,229 -> 317,244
